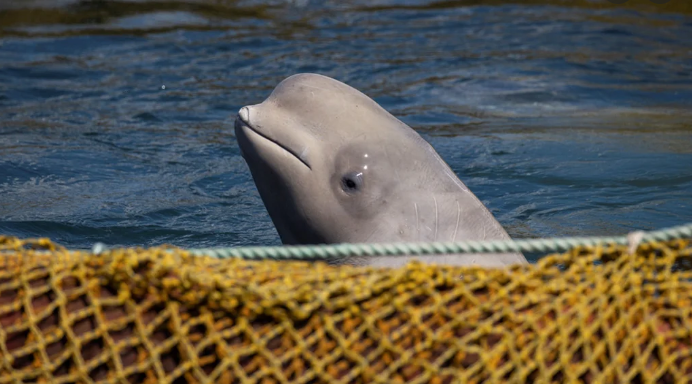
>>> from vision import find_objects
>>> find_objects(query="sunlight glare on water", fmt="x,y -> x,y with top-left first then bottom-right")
0,0 -> 691,256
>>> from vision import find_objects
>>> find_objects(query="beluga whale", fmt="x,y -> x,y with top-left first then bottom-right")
234,73 -> 528,268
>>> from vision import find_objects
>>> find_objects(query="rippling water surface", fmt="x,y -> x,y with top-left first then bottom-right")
1,0 -> 691,257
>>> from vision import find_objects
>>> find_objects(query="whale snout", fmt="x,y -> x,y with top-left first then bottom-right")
234,103 -> 312,170
238,106 -> 250,125
234,105 -> 255,145
235,105 -> 253,132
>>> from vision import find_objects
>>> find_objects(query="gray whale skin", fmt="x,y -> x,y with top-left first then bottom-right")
235,73 -> 528,268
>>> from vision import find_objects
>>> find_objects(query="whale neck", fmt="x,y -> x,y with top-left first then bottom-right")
373,190 -> 512,243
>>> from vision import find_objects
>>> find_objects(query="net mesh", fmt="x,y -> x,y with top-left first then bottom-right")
1,235 -> 692,383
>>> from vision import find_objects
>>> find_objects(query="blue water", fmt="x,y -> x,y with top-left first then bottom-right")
1,0 -> 691,253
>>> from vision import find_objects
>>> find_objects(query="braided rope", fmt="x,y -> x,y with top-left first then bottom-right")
179,222 -> 692,260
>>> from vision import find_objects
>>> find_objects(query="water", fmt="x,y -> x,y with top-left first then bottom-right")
1,0 -> 691,256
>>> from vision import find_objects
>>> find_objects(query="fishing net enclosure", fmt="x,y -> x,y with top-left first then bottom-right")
1,235 -> 691,383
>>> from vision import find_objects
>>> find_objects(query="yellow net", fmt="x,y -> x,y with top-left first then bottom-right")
1,236 -> 692,384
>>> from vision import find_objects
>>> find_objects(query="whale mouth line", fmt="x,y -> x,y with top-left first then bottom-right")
235,115 -> 311,170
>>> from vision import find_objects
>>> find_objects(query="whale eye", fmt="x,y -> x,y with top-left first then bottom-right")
341,172 -> 363,194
